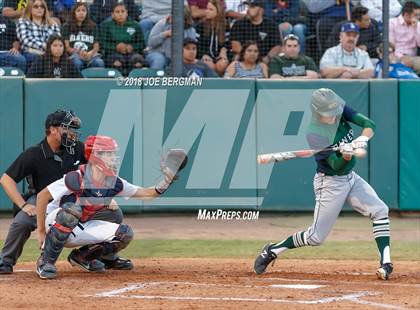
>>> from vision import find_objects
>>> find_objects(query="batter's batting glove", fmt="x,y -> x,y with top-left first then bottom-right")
352,136 -> 369,150
339,142 -> 354,157
155,149 -> 188,194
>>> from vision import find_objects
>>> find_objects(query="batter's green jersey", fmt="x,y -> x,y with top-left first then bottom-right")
306,105 -> 375,176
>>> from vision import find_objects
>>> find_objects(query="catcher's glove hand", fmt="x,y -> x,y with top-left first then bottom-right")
155,149 -> 188,194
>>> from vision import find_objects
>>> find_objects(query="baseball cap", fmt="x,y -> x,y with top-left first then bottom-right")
45,110 -> 81,129
340,22 -> 360,34
243,0 -> 264,8
183,37 -> 198,46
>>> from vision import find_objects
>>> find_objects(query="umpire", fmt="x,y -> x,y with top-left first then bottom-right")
0,110 -> 125,274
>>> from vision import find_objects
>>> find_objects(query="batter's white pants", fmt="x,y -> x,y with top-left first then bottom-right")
304,171 -> 389,246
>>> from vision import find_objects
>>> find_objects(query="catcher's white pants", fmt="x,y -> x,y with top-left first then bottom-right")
304,171 -> 389,246
45,208 -> 120,248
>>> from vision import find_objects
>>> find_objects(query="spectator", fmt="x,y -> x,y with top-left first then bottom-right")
0,14 -> 27,72
230,0 -> 282,64
16,0 -> 60,70
2,0 -> 53,20
269,34 -> 318,79
139,0 -> 171,44
226,0 -> 247,23
27,34 -> 81,78
327,6 -> 381,58
100,2 -> 145,76
224,40 -> 268,78
90,0 -> 139,24
195,0 -> 229,75
374,42 -> 419,78
320,22 -> 374,79
360,0 -> 402,23
265,0 -> 308,54
302,0 -> 354,53
62,2 -> 104,71
146,5 -> 196,70
182,37 -> 218,77
389,1 -> 420,74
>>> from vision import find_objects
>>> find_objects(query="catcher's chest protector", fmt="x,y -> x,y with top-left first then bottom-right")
60,165 -> 124,222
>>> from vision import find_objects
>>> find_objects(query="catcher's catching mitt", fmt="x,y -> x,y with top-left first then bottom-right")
155,149 -> 188,194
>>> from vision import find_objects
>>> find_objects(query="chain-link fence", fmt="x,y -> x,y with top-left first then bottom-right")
0,0 -> 419,78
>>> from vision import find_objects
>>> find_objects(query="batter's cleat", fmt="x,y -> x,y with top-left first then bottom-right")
376,262 -> 394,280
254,243 -> 277,275
0,263 -> 13,274
102,257 -> 133,270
67,249 -> 105,273
36,261 -> 57,280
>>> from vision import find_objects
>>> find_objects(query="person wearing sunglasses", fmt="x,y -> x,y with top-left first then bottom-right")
269,34 -> 318,79
320,22 -> 374,79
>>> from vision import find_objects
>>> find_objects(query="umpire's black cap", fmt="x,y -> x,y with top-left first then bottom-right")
45,110 -> 81,129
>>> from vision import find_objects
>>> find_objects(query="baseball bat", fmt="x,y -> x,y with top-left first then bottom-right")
257,146 -> 339,164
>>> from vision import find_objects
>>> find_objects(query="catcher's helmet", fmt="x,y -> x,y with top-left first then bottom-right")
311,88 -> 345,117
45,110 -> 82,154
84,135 -> 120,177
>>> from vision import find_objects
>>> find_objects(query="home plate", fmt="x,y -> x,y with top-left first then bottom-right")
269,284 -> 325,290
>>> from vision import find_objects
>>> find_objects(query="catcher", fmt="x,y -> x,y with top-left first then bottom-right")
35,135 -> 187,279
254,88 -> 393,280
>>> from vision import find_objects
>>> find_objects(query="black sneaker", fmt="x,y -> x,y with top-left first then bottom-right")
254,243 -> 277,275
67,249 -> 105,272
36,256 -> 57,280
102,257 -> 133,270
377,262 -> 394,280
0,263 -> 13,274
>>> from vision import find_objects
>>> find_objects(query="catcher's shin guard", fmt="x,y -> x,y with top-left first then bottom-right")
40,203 -> 82,265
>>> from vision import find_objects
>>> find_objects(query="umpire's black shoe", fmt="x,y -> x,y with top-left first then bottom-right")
102,257 -> 133,270
254,243 -> 277,275
0,263 -> 13,274
68,249 -> 105,272
377,262 -> 394,280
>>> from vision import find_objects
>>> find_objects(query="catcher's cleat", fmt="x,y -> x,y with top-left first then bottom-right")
0,262 -> 13,274
67,249 -> 105,272
376,262 -> 394,280
36,257 -> 57,280
254,243 -> 277,275
102,257 -> 133,270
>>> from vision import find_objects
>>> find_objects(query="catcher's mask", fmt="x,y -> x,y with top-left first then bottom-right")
84,135 -> 120,177
45,110 -> 82,154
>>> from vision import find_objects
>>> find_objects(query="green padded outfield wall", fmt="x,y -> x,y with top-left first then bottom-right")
369,80 -> 399,209
0,79 -> 409,211
0,78 -> 23,211
399,81 -> 420,210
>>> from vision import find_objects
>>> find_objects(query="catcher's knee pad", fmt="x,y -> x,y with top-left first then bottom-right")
55,202 -> 82,230
112,224 -> 133,252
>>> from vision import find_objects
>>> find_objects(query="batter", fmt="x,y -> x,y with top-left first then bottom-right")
254,88 -> 393,280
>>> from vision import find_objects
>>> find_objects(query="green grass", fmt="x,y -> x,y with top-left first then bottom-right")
2,239 -> 419,262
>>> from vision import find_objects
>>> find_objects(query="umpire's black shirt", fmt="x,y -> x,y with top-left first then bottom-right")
5,138 -> 86,194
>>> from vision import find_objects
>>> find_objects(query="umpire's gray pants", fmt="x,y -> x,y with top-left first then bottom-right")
304,171 -> 389,246
0,195 -> 124,266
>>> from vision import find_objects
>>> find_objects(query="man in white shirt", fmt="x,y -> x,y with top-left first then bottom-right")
320,22 -> 374,79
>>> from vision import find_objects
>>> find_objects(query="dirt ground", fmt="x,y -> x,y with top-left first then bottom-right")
0,259 -> 419,310
1,214 -> 419,241
1,214 -> 419,309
